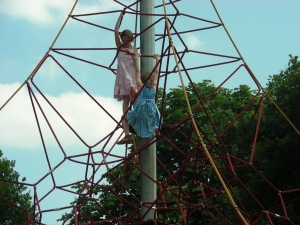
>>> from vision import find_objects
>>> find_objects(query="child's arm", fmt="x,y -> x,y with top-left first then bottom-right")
114,12 -> 124,47
152,54 -> 160,88
132,49 -> 143,89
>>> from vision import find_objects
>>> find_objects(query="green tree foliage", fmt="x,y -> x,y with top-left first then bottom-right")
58,56 -> 299,224
58,159 -> 141,224
0,150 -> 32,225
249,55 -> 300,224
59,80 -> 260,224
156,81 -> 260,224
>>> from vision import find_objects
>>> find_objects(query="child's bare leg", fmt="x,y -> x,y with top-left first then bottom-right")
117,116 -> 131,144
122,118 -> 129,136
117,96 -> 132,144
122,96 -> 130,114
122,96 -> 130,136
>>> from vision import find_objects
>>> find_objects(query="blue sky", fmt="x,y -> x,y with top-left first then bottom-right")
0,0 -> 299,224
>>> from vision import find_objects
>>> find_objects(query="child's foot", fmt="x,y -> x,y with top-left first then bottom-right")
116,135 -> 132,145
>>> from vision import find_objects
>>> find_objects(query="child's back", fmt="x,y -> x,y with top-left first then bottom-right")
114,46 -> 136,101
126,87 -> 160,138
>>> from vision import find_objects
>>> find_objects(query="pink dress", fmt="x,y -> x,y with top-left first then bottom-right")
114,46 -> 137,101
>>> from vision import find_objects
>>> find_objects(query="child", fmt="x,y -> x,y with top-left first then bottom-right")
125,50 -> 162,139
114,12 -> 137,145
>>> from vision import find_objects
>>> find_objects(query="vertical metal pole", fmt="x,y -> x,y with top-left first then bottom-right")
140,0 -> 156,221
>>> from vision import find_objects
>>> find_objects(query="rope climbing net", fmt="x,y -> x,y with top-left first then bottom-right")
1,0 -> 299,224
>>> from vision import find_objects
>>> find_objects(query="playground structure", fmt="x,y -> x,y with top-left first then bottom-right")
1,0 -> 300,224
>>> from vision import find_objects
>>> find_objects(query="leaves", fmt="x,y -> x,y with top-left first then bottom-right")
0,150 -> 32,225
250,55 -> 300,223
57,56 -> 300,224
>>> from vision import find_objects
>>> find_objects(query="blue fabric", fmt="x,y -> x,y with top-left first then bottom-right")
126,87 -> 161,138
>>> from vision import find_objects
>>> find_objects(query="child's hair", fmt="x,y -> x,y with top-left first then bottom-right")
141,72 -> 154,88
120,29 -> 133,39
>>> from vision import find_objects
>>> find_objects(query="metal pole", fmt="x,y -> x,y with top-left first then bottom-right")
140,0 -> 156,221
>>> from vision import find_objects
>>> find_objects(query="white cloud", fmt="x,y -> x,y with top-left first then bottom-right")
174,33 -> 203,52
38,59 -> 60,80
185,33 -> 203,50
73,0 -> 120,14
0,0 -> 71,24
0,82 -> 123,150
0,0 -> 130,25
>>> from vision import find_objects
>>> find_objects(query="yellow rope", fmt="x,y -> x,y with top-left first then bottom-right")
0,0 -> 78,112
210,0 -> 300,136
161,0 -> 248,224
